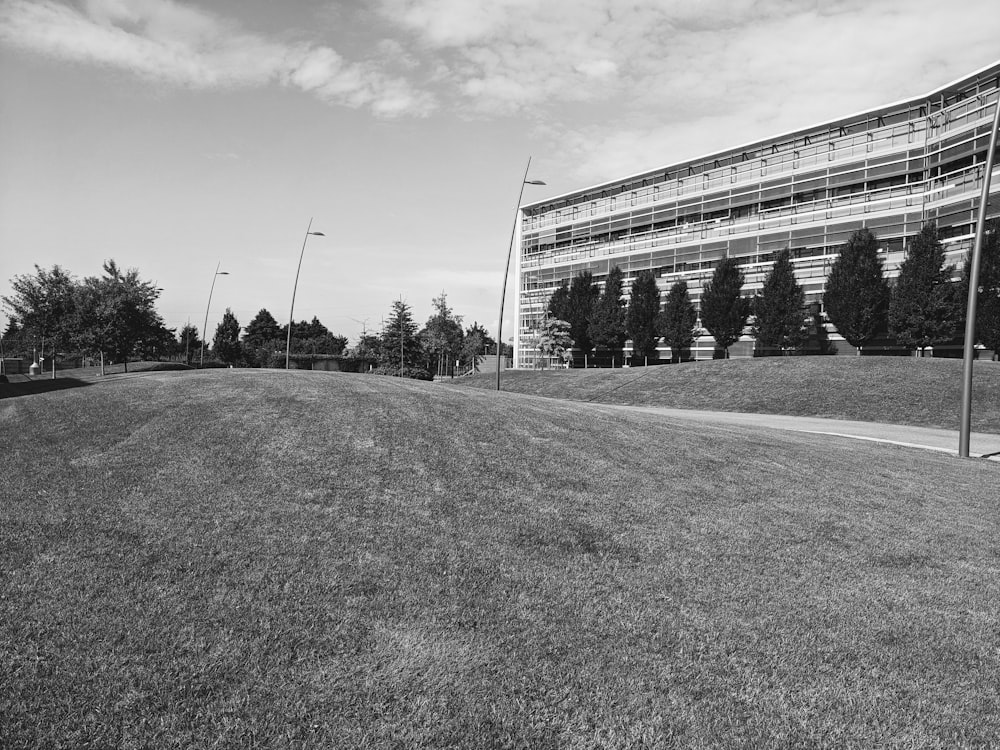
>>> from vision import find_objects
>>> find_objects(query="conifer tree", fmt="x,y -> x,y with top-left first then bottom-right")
700,257 -> 751,357
888,222 -> 960,355
751,248 -> 805,355
961,219 -> 1000,359
566,271 -> 600,356
379,299 -> 424,377
547,280 -> 571,322
213,308 -> 242,365
626,270 -> 661,363
588,266 -> 627,358
658,279 -> 698,363
824,229 -> 889,352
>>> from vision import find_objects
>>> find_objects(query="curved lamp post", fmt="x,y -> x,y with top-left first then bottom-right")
286,218 -> 325,370
200,263 -> 229,368
497,158 -> 545,390
959,92 -> 1000,457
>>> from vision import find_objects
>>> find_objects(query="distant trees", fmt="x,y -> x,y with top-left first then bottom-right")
752,249 -> 805,356
658,280 -> 698,363
3,260 -> 169,372
460,321 -> 494,371
824,229 -> 890,353
626,270 -> 661,364
700,257 -> 751,358
2,265 -> 78,358
213,308 -> 242,366
888,222 -> 960,355
588,266 -> 628,361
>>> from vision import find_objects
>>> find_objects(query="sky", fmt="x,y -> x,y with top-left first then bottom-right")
1,0 -> 999,348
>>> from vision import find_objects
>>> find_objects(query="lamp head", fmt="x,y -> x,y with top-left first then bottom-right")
309,231 -> 326,236
525,179 -> 546,185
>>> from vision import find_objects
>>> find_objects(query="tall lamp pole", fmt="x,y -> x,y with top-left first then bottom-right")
200,263 -> 229,368
286,218 -> 325,370
497,158 -> 545,391
959,91 -> 1000,457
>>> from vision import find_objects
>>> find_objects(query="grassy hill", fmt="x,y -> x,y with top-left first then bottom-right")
2,370 -> 999,747
455,356 -> 1000,433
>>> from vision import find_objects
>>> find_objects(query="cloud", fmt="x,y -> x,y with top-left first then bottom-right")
0,0 -> 435,116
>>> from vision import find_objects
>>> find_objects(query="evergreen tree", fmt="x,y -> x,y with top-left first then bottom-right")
178,323 -> 201,366
213,308 -> 242,365
626,270 -> 661,364
566,271 -> 600,356
961,218 -> 1000,359
547,280 -> 571,322
888,222 -> 960,354
751,248 -> 805,356
243,309 -> 282,350
700,257 -> 750,357
824,229 -> 890,352
378,299 -> 424,377
658,279 -> 698,363
588,266 -> 627,358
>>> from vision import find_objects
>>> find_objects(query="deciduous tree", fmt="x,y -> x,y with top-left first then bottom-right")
2,264 -> 77,358
537,318 -> 573,368
824,229 -> 890,352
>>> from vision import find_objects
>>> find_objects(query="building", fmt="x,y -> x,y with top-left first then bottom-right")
514,61 -> 1000,367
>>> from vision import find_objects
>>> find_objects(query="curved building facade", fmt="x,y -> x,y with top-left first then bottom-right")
514,61 -> 1000,367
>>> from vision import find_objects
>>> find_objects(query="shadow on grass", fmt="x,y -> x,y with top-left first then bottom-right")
0,378 -> 94,400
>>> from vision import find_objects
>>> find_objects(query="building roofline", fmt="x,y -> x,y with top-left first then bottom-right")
523,58 -> 1000,212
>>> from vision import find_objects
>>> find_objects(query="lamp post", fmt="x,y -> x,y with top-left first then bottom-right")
497,158 -> 545,391
286,218 -> 325,370
959,91 -> 1000,457
200,263 -> 229,368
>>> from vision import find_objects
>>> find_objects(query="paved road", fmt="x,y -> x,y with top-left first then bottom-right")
584,403 -> 1000,462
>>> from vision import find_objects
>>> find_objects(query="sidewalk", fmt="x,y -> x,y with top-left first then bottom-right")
586,404 -> 1000,462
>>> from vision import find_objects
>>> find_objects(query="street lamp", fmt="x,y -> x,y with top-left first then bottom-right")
497,157 -> 545,391
200,263 -> 229,368
959,91 -> 1000,457
286,218 -> 325,370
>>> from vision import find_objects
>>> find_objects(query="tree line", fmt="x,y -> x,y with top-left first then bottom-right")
1,263 -> 499,380
539,219 -> 1000,365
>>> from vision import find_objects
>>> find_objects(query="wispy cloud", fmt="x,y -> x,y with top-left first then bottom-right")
0,0 -> 435,116
376,0 -> 1000,175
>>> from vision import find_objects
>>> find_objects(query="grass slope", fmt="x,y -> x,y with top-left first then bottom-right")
2,370 -> 999,748
456,357 -> 1000,433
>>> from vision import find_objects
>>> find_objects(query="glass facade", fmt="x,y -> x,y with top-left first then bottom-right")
515,62 -> 1000,367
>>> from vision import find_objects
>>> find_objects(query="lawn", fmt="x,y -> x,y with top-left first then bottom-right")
455,356 -> 1000,433
2,369 -> 998,748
